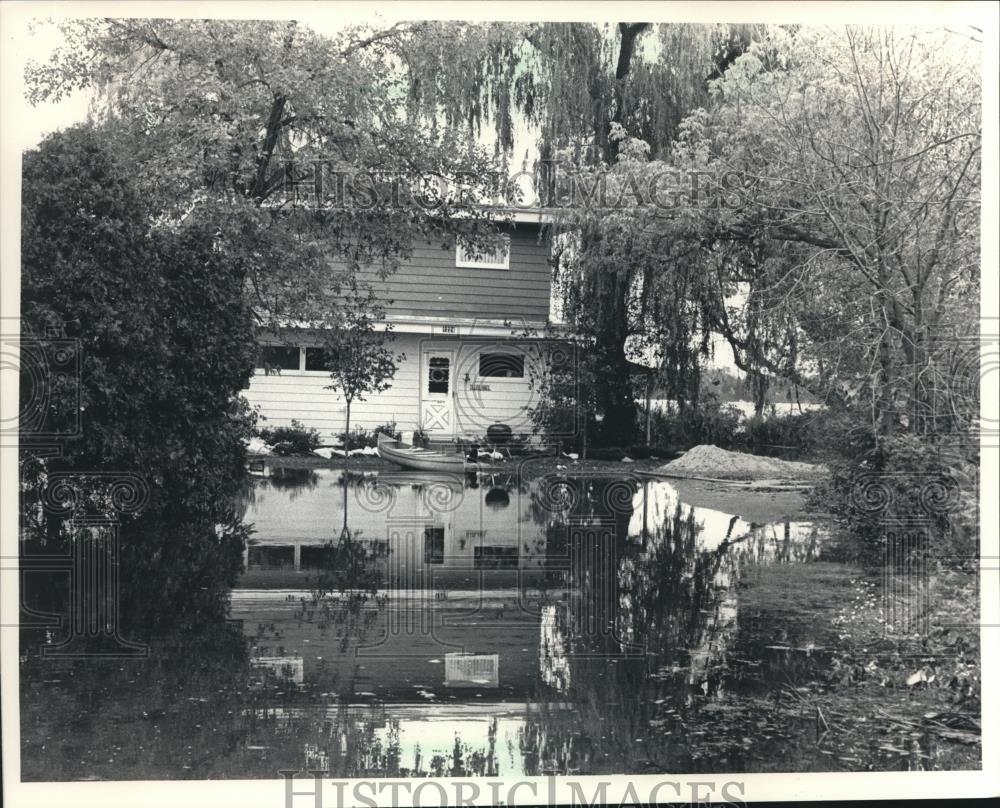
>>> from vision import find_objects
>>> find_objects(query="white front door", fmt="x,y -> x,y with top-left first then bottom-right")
420,350 -> 455,436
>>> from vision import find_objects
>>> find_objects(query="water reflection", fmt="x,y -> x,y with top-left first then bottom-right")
24,465 -> 877,780
225,468 -> 832,776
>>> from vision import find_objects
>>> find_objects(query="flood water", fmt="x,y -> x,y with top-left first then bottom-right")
22,464 -> 933,779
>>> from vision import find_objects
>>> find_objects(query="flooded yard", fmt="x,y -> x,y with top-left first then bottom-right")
20,464 -> 980,779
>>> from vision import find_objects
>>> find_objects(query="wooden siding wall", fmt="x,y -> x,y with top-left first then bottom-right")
356,223 -> 550,323
243,334 -> 542,440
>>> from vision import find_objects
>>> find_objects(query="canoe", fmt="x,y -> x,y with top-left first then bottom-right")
377,434 -> 473,473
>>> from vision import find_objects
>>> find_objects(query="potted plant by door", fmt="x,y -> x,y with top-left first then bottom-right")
412,427 -> 429,449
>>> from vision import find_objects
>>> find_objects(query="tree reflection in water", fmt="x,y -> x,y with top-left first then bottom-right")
518,479 -> 832,775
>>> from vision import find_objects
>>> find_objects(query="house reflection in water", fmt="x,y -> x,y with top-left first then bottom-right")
233,467 -> 826,776
249,654 -> 305,688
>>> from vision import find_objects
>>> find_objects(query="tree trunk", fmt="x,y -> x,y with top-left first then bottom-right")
875,261 -> 896,441
596,343 -> 636,447
344,400 -> 352,457
645,375 -> 652,445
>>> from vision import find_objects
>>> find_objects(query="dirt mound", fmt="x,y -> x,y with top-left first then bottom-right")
655,444 -> 826,481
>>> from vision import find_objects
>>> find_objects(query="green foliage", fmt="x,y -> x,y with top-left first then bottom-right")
695,368 -> 819,408
403,22 -> 754,444
404,22 -> 746,159
526,334 -> 601,453
25,18 -> 507,332
648,396 -> 743,450
810,435 -> 978,561
741,412 -> 816,452
670,25 -> 981,435
373,421 -> 402,440
321,284 -> 401,404
625,444 -> 682,461
20,125 -> 258,629
21,126 -> 257,513
334,422 -> 401,449
258,420 -> 322,455
583,446 -> 627,461
310,531 -> 387,600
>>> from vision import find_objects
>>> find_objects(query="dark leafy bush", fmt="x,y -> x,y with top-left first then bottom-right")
626,444 -> 683,461
508,432 -> 534,453
373,422 -> 401,439
586,446 -> 626,461
258,419 -> 321,454
742,412 -> 815,450
335,422 -> 400,449
586,445 -> 680,461
648,395 -> 742,450
20,126 -> 257,629
810,435 -> 978,562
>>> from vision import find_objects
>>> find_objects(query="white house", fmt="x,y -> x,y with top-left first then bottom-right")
241,209 -> 556,441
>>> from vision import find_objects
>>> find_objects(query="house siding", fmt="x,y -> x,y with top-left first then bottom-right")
243,334 -> 543,441
355,222 -> 550,324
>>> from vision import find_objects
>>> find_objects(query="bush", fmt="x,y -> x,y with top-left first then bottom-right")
508,432 -> 533,453
741,412 -> 815,451
587,446 -> 626,461
810,434 -> 977,562
626,444 -> 683,461
648,395 -> 742,450
258,419 -> 321,454
334,422 -> 400,449
373,421 -> 401,440
20,126 -> 257,629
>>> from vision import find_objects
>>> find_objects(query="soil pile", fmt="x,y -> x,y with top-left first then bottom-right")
655,444 -> 826,481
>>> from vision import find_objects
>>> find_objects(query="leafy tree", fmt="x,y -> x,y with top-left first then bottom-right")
320,282 -> 402,453
668,25 -> 981,441
25,18 -> 506,331
20,125 -> 257,632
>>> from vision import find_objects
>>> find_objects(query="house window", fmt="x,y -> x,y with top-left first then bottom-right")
479,352 -> 524,378
258,346 -> 301,371
428,357 -> 450,394
455,236 -> 510,269
304,347 -> 334,372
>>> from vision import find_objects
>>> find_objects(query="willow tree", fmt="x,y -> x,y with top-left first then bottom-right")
397,21 -> 754,445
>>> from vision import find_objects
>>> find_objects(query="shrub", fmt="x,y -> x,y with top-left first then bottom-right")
373,421 -> 401,440
258,419 -> 321,454
506,432 -> 533,453
583,444 -> 682,461
811,434 -> 977,562
648,395 -> 742,450
741,412 -> 815,451
334,422 -> 401,449
626,444 -> 682,461
586,446 -> 626,461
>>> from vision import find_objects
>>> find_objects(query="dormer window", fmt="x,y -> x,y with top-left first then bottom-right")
456,236 -> 510,269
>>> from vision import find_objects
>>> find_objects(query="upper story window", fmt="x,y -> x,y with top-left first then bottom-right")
455,235 -> 511,269
257,345 -> 301,371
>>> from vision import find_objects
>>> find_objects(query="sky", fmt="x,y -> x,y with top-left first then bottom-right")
3,17 -> 91,152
